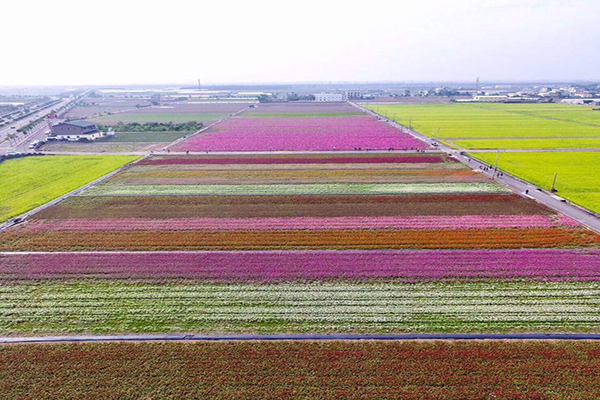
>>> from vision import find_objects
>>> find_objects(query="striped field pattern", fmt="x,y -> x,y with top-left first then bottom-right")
1,149 -> 599,334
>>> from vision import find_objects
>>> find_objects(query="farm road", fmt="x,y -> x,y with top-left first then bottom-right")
39,148 -> 600,156
4,333 -> 600,344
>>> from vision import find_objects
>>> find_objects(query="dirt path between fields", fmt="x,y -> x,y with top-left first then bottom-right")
3,333 -> 600,344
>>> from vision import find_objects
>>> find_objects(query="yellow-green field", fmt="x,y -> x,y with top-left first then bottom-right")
453,138 -> 600,150
364,103 -> 600,214
365,103 -> 600,149
0,155 -> 139,222
471,151 -> 600,214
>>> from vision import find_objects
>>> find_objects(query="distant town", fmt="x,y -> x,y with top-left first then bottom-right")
1,80 -> 599,158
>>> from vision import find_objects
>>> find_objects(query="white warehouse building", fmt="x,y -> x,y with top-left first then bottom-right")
314,93 -> 344,102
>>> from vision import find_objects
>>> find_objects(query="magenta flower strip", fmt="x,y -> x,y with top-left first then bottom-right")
1,249 -> 599,282
171,116 -> 428,151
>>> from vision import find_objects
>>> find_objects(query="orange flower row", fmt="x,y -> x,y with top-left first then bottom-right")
1,228 -> 597,251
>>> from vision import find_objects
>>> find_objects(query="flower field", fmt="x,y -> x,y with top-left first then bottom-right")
139,154 -> 447,164
171,115 -> 427,151
82,182 -> 508,196
3,341 -> 600,399
20,215 -> 580,231
1,249 -> 597,282
243,101 -> 361,115
1,227 -> 597,251
28,193 -> 557,219
0,150 -> 599,335
2,154 -> 597,253
3,281 -> 600,333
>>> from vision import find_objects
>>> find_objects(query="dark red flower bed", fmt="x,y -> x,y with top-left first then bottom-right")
2,341 -> 599,399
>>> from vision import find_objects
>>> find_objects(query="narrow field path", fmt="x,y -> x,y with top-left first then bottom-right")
3,333 -> 600,344
40,148 -> 600,156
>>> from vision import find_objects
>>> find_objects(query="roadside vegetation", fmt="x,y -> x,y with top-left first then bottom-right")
97,121 -> 203,132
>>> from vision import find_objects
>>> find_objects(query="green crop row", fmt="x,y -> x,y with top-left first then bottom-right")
81,182 -> 509,196
1,281 -> 600,335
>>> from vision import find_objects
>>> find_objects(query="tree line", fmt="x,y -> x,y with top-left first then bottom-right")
98,121 -> 204,132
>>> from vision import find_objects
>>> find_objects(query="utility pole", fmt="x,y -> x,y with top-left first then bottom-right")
551,173 -> 558,192
493,149 -> 501,177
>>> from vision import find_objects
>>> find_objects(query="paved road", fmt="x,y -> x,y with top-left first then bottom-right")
8,122 -> 48,153
39,149 -> 441,156
0,98 -> 70,145
0,93 -> 88,156
3,333 -> 600,344
352,102 -> 600,233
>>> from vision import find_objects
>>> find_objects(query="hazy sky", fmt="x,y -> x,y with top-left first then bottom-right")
2,0 -> 599,86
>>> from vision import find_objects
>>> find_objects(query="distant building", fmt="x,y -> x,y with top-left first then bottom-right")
473,95 -> 509,102
561,98 -> 600,106
51,120 -> 103,141
314,93 -> 344,102
236,92 -> 272,99
151,94 -> 161,105
344,90 -> 362,100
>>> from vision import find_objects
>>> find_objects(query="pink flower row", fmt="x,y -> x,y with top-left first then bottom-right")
1,249 -> 598,282
172,116 -> 428,151
23,215 -> 580,232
